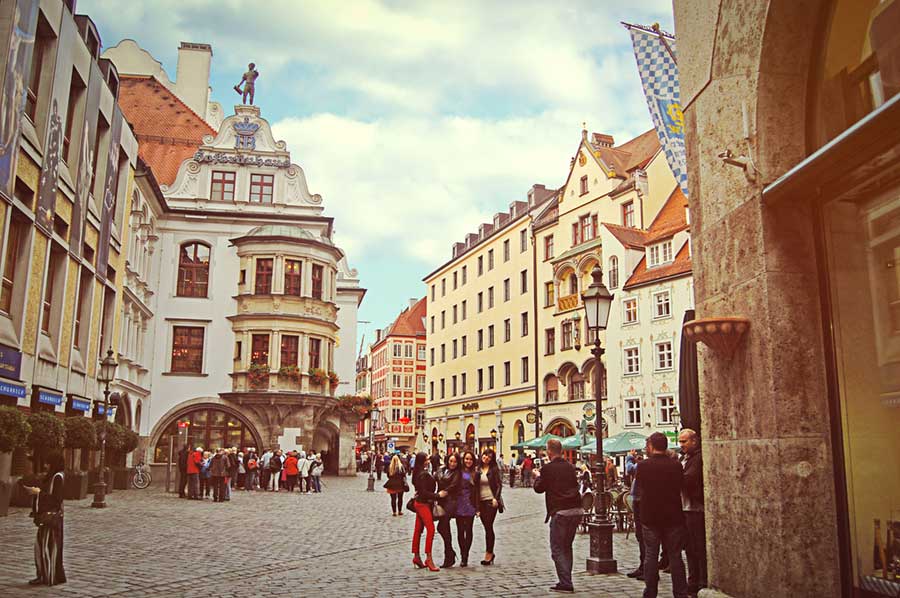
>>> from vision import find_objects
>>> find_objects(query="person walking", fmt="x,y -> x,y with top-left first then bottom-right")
436,453 -> 461,568
636,433 -> 689,598
411,451 -> 443,572
311,455 -> 323,493
199,451 -> 212,499
475,449 -> 503,566
298,451 -> 312,494
375,451 -> 385,481
508,453 -> 517,488
284,451 -> 299,492
23,452 -> 66,586
455,451 -> 478,567
522,453 -> 534,488
679,429 -> 707,594
268,449 -> 283,492
176,445 -> 189,498
210,448 -> 229,503
533,438 -> 582,594
187,446 -> 202,500
384,454 -> 407,515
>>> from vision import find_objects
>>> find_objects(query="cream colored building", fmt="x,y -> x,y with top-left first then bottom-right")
533,127 -> 683,445
423,185 -> 555,458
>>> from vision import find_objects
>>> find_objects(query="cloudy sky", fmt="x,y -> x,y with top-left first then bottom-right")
79,0 -> 675,345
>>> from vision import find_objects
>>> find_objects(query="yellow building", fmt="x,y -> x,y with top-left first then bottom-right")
0,1 -> 135,470
423,185 -> 555,459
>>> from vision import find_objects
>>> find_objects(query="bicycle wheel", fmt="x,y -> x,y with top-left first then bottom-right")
132,471 -> 151,489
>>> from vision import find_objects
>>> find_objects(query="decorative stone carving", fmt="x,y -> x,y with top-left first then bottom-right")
682,317 -> 750,358
233,63 -> 259,105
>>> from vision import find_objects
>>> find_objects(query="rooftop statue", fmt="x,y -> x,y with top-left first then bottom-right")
233,63 -> 259,105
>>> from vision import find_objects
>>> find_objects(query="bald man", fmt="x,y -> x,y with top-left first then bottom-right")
678,429 -> 707,594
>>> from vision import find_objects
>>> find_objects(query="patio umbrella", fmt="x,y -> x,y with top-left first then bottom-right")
511,433 -> 563,450
678,309 -> 701,433
561,435 -> 592,450
583,431 -> 648,455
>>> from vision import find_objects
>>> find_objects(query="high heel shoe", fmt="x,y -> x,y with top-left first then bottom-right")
480,553 -> 496,566
412,556 -> 426,569
424,555 -> 440,572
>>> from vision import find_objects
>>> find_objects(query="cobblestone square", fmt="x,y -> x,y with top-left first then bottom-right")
0,475 -> 673,598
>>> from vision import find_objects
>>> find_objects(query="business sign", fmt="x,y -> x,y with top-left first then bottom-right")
0,343 -> 22,380
193,150 -> 290,169
461,402 -> 479,412
70,397 -> 91,412
526,412 -> 536,424
37,390 -> 63,406
582,402 -> 596,421
0,381 -> 26,399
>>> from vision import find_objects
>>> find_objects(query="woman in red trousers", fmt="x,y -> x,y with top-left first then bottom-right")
411,451 -> 444,571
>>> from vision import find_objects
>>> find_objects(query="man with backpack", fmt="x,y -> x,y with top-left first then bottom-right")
268,449 -> 283,491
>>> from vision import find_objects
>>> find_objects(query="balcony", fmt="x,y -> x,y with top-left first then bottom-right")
558,294 -> 579,312
230,369 -> 336,397
231,293 -> 338,323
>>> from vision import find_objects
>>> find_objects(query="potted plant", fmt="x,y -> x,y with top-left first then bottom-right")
109,425 -> 139,490
278,364 -> 301,385
308,368 -> 328,386
247,363 -> 270,389
0,406 -> 30,516
327,371 -> 340,389
332,394 -> 373,420
63,416 -> 95,500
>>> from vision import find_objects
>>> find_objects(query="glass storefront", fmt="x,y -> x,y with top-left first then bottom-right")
153,407 -> 258,463
822,188 -> 900,591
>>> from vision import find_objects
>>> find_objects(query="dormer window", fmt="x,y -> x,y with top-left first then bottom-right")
648,240 -> 674,267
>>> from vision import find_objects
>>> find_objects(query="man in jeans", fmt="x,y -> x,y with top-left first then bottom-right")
533,438 -> 582,593
679,429 -> 707,594
636,432 -> 688,598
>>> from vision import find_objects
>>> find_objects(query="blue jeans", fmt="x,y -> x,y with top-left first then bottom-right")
312,476 -> 321,492
549,513 -> 581,589
642,524 -> 689,598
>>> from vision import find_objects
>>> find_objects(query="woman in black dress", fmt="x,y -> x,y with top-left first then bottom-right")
25,452 -> 66,586
435,453 -> 461,568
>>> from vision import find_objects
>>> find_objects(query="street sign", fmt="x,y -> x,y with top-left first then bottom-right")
386,441 -> 395,452
582,403 -> 596,421
526,412 -> 536,424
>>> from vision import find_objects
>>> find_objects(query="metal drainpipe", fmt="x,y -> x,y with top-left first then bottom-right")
530,217 -> 541,439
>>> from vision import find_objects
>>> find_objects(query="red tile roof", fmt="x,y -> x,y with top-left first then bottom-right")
614,128 -> 660,172
602,223 -> 648,249
623,240 -> 691,290
117,76 -> 216,185
644,186 -> 689,243
386,297 -> 427,337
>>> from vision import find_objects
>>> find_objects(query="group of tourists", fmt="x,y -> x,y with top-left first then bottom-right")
177,446 -> 325,501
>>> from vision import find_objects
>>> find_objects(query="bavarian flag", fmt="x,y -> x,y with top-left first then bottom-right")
624,22 -> 689,198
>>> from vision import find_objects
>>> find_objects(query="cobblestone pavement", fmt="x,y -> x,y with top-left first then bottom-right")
0,475 -> 674,597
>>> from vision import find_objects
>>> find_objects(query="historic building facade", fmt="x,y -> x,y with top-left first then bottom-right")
106,41 -> 364,475
532,127 -> 683,446
674,0 -> 899,596
0,0 -> 137,469
423,185 -> 555,458
368,297 -> 426,453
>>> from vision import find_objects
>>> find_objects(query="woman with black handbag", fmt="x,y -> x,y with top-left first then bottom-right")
475,448 -> 503,566
410,451 -> 444,571
384,454 -> 408,516
23,452 -> 67,586
435,453 -> 461,568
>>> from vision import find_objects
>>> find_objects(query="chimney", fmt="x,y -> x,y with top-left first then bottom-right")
452,242 -> 466,258
493,212 -> 510,229
175,42 -> 213,120
478,223 -> 494,239
528,184 -> 553,207
509,200 -> 528,218
465,233 -> 479,248
592,133 -> 615,148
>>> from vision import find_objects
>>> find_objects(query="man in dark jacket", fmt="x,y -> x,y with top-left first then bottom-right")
533,438 -> 582,593
177,445 -> 188,498
636,432 -> 688,598
375,451 -> 385,480
679,429 -> 707,594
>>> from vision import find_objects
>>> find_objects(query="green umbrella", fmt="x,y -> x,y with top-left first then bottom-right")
561,435 -> 593,450
583,430 -> 648,455
511,433 -> 563,450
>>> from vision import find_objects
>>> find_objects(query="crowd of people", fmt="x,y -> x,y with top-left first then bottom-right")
176,446 -> 325,501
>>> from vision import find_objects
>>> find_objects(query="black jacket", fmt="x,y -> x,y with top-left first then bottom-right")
414,471 -> 439,503
436,467 -> 461,513
473,465 -> 503,506
635,454 -> 684,529
383,466 -> 407,491
681,449 -> 703,511
533,457 -> 581,522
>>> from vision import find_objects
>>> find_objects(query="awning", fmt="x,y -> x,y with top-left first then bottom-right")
510,433 -> 563,450
582,431 -> 648,454
561,435 -> 593,450
69,397 -> 91,412
0,381 -> 26,399
37,389 -> 63,406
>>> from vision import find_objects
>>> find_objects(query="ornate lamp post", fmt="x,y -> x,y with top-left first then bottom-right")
490,428 -> 497,453
497,421 -> 505,458
672,407 -> 681,434
367,406 -> 379,492
581,266 -> 616,574
438,433 -> 444,453
91,348 -> 118,509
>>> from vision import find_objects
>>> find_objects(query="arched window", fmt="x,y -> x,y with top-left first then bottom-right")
134,401 -> 142,433
154,407 -> 257,463
515,420 -> 525,444
544,374 -> 559,402
465,423 -> 476,450
177,242 -> 210,297
608,256 -> 619,289
569,372 -> 585,401
569,272 -> 578,295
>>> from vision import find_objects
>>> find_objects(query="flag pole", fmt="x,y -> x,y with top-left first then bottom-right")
621,21 -> 678,64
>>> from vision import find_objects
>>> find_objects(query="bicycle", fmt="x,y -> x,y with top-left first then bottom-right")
131,461 -> 152,489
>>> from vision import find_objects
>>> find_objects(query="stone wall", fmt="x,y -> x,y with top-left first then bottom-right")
673,1 -> 842,597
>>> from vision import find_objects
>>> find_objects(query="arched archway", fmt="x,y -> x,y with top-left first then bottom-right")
312,419 -> 341,475
150,402 -> 263,464
546,418 -> 575,438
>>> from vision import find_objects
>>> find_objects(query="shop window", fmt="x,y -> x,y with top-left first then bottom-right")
177,242 -> 210,297
153,407 -> 255,463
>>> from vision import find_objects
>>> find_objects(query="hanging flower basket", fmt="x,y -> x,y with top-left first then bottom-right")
332,395 -> 373,419
278,365 -> 301,384
248,363 -> 270,389
327,370 -> 340,388
308,368 -> 329,385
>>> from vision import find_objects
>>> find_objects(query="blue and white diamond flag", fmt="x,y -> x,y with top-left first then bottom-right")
625,23 -> 689,198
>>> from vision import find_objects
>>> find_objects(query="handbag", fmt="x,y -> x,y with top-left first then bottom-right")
34,511 -> 61,527
433,503 -> 447,518
405,497 -> 417,513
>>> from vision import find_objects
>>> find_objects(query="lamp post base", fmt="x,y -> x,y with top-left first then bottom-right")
91,482 -> 108,509
366,475 -> 375,492
586,520 -> 617,574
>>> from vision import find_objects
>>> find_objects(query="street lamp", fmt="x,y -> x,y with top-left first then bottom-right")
367,406 -> 379,492
672,407 -> 681,434
92,348 -> 118,508
497,421 -> 505,459
581,265 -> 616,574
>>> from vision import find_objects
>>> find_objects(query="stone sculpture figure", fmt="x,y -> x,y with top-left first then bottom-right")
234,63 -> 259,105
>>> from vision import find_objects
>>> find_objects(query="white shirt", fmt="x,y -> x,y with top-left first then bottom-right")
298,457 -> 312,476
